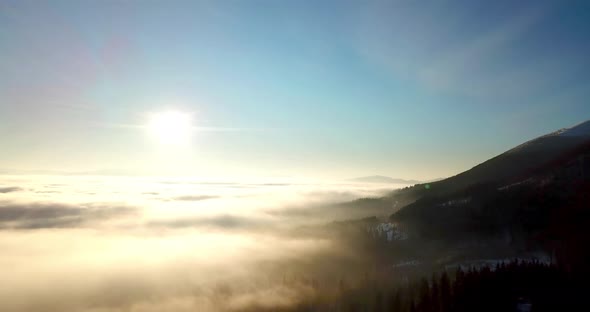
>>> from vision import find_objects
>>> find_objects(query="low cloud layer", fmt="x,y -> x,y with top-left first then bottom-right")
0,201 -> 136,229
0,175 -> 400,312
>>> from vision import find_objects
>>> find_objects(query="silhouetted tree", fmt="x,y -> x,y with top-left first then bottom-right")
389,288 -> 402,312
409,300 -> 417,312
430,273 -> 440,312
374,291 -> 383,312
417,278 -> 431,312
439,271 -> 451,312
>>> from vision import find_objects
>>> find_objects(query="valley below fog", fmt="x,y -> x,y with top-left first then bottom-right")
0,175 -> 408,312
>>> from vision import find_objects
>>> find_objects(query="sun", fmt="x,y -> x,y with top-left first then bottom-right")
147,111 -> 193,145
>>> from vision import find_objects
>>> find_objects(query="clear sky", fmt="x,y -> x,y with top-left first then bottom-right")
1,0 -> 589,180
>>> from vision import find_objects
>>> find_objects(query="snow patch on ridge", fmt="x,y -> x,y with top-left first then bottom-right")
552,120 -> 590,137
367,222 -> 408,241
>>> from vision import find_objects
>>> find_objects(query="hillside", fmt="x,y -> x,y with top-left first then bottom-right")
388,120 -> 590,271
389,120 -> 590,202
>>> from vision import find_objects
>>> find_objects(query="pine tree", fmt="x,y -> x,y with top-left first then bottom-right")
453,267 -> 466,312
389,288 -> 402,312
409,300 -> 417,312
439,271 -> 451,312
374,291 -> 383,312
417,278 -> 431,312
430,273 -> 440,312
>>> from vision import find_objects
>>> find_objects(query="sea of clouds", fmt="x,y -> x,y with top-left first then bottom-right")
0,175 -> 405,312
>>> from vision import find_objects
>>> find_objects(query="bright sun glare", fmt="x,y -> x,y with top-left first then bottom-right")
147,111 -> 193,145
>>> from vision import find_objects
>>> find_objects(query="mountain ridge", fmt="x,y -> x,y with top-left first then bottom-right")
386,119 -> 590,271
389,120 -> 590,202
349,175 -> 421,184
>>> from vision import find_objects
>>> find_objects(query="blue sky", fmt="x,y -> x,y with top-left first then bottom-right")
1,0 -> 589,179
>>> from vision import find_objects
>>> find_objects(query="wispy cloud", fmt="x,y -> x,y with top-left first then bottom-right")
354,2 -> 558,98
173,195 -> 219,201
147,214 -> 273,231
0,186 -> 22,193
0,201 -> 136,229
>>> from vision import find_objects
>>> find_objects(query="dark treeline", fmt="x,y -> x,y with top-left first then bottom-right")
385,261 -> 588,312
246,261 -> 589,312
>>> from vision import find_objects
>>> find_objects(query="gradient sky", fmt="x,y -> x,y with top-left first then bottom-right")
1,0 -> 589,180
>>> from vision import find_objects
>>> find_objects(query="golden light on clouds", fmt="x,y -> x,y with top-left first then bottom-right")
0,175 -> 398,312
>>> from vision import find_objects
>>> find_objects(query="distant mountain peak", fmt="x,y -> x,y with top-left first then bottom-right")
508,119 -> 590,154
350,175 -> 421,184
